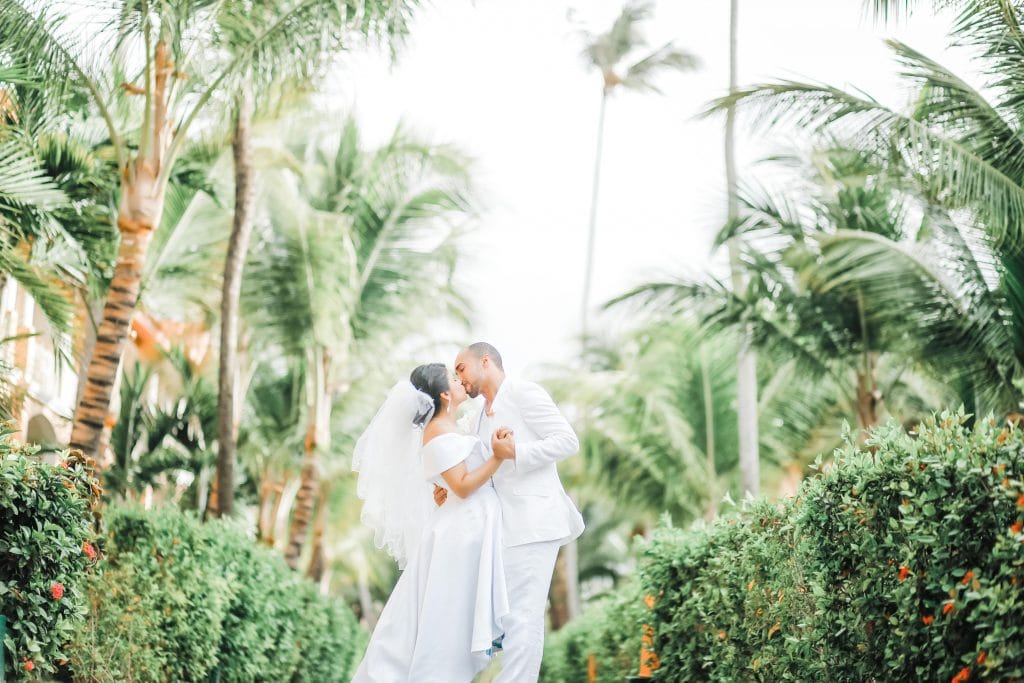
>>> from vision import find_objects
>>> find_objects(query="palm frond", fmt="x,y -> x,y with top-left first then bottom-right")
813,229 -> 1021,412
0,138 -> 67,216
621,42 -> 700,93
0,245 -> 74,337
708,79 -> 1024,247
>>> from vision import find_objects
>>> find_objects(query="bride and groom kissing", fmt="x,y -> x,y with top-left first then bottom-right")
351,342 -> 585,683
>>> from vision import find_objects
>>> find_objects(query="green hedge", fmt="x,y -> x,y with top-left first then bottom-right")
790,416 -> 1024,682
0,436 -> 101,680
67,505 -> 363,682
543,414 -> 1024,682
540,582 -> 646,683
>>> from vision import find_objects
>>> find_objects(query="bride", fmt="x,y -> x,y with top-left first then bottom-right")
350,363 -> 511,682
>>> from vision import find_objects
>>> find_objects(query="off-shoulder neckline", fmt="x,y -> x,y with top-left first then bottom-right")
422,432 -> 473,448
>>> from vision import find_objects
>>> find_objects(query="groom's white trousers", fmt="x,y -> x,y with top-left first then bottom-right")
495,539 -> 561,683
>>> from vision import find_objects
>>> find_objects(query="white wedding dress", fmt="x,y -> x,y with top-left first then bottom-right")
351,433 -> 509,683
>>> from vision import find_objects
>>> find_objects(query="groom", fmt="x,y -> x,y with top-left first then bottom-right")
445,341 -> 585,682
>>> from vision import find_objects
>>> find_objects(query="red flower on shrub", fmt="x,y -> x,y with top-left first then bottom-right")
51,582 -> 64,600
82,541 -> 96,560
951,666 -> 970,683
977,651 -> 986,665
943,601 -> 955,615
922,615 -> 934,625
23,659 -> 34,672
961,571 -> 974,585
1011,520 -> 1023,535
898,565 -> 911,581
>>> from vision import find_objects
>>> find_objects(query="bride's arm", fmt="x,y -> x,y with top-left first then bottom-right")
440,435 -> 510,498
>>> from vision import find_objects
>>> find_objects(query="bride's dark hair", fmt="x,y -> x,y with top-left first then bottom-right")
410,363 -> 449,427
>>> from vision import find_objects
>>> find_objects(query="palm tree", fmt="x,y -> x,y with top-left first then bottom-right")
0,0 -> 407,458
554,316 -> 875,524
614,147 -> 958,433
242,116 -> 473,569
569,0 -> 699,625
723,0 -> 761,498
578,1 -> 699,339
214,3 -> 420,518
708,0 -> 1024,416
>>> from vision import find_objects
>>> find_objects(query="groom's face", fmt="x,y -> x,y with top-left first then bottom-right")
454,351 -> 482,398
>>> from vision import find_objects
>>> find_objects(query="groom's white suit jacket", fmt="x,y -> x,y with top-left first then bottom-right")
471,377 -> 585,548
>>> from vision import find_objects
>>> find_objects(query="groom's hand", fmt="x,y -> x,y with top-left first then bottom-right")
492,428 -> 516,461
433,484 -> 447,507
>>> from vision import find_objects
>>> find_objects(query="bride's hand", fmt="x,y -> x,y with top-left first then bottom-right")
492,428 -> 516,461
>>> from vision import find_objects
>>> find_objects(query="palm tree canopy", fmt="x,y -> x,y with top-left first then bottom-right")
581,1 -> 699,94
242,115 -> 473,378
0,0 -> 416,177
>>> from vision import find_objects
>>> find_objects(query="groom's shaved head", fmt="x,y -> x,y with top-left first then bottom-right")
466,342 -> 503,370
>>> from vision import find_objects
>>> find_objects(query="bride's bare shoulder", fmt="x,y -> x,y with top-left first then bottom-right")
422,423 -> 458,445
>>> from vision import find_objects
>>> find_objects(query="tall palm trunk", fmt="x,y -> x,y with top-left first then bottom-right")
581,91 -> 609,340
214,90 -> 255,517
358,570 -> 378,629
554,86 -> 610,628
855,291 -> 881,431
285,348 -> 329,568
725,0 -> 759,497
701,347 -> 718,519
307,483 -> 328,581
548,541 -> 582,630
70,171 -> 163,456
70,40 -> 173,458
257,476 -> 279,544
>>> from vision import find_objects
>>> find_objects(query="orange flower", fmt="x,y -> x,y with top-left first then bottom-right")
23,659 -> 34,672
898,566 -> 911,581
943,602 -> 956,615
922,615 -> 934,625
1017,493 -> 1024,510
961,571 -> 974,585
977,651 -> 986,665
951,666 -> 970,683
1012,520 -> 1023,535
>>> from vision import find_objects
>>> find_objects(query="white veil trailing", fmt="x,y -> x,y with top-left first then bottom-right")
352,380 -> 437,569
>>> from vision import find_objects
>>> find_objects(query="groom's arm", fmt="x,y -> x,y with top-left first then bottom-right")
505,381 -> 579,474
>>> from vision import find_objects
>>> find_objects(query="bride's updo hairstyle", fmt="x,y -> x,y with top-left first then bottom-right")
410,363 -> 448,427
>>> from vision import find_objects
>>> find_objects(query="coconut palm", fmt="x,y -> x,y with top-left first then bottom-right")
214,4 -> 420,518
724,0 -> 761,498
241,116 -> 473,569
555,317 -> 865,526
578,0 -> 698,338
0,70 -> 122,394
0,0 -> 411,458
707,0 -> 1024,415
614,147 -> 958,432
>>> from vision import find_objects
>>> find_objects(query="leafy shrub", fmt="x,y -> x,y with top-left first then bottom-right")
794,415 -> 1024,681
541,582 -> 646,683
0,437 -> 101,679
640,498 -> 816,682
554,414 -> 1024,682
66,505 -> 363,682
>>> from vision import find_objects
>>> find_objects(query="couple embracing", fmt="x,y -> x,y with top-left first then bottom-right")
351,342 -> 584,683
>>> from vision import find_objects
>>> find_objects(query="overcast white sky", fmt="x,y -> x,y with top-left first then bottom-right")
331,0 -> 970,375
